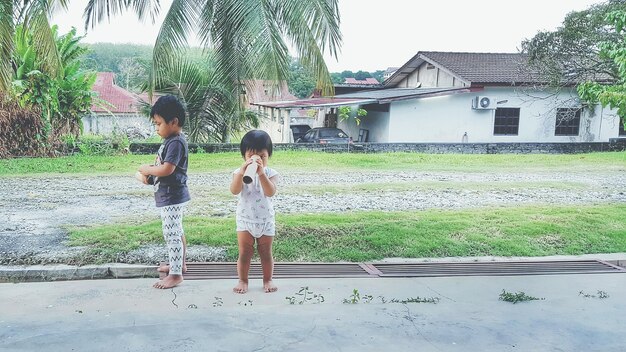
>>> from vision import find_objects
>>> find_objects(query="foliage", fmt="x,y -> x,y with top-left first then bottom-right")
0,95 -> 48,158
148,52 -> 260,143
579,290 -> 610,299
287,58 -> 316,98
84,0 -> 341,98
578,10 -> 626,120
338,105 -> 367,125
499,290 -> 544,304
522,0 -> 626,87
11,24 -> 95,138
68,133 -> 130,156
0,0 -> 67,91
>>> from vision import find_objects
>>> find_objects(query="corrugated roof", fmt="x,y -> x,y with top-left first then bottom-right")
344,77 -> 380,85
252,87 -> 476,108
251,97 -> 376,109
336,87 -> 476,102
91,72 -> 143,113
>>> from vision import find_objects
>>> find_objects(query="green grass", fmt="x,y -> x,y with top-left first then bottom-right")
1,151 -> 625,176
68,204 -> 626,263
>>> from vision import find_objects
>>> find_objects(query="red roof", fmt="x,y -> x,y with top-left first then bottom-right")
344,77 -> 380,85
91,72 -> 143,113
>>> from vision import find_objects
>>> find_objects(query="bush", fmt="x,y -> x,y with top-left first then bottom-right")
0,96 -> 51,158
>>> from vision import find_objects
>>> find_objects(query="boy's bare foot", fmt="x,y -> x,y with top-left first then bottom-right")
233,280 -> 248,294
153,275 -> 183,289
157,263 -> 188,273
263,280 -> 278,293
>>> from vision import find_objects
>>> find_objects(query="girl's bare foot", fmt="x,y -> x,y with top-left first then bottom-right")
233,280 -> 248,294
157,263 -> 188,273
263,280 -> 277,293
153,275 -> 183,289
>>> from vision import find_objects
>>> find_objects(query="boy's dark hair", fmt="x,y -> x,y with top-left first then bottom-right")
150,95 -> 186,127
240,130 -> 273,157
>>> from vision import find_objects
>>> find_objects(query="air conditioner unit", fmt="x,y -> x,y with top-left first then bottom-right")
472,96 -> 497,110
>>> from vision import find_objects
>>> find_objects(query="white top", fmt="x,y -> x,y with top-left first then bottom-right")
234,167 -> 278,223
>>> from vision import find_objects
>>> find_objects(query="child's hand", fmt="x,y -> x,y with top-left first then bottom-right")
138,164 -> 152,176
238,159 -> 254,176
254,157 -> 264,175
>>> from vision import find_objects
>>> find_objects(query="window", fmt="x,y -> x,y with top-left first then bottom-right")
620,117 -> 626,136
493,108 -> 520,136
555,108 -> 581,136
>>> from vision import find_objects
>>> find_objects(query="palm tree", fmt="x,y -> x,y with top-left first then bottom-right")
83,0 -> 342,96
0,0 -> 69,91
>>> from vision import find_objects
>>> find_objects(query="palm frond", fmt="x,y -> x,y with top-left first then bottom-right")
83,0 -> 160,30
0,0 -> 14,91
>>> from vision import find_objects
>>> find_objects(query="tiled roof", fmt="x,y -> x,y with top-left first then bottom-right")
344,77 -> 380,85
91,72 -> 143,113
384,51 -> 553,87
419,51 -> 536,84
243,80 -> 297,105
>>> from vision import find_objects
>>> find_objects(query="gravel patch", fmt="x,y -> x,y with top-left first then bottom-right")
1,170 -> 625,265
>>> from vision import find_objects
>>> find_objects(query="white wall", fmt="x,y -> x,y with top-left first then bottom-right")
397,62 -> 467,88
82,113 -> 153,136
387,87 -> 620,143
338,106 -> 390,142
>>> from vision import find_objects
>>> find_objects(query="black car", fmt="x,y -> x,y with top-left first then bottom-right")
296,127 -> 351,144
290,124 -> 312,141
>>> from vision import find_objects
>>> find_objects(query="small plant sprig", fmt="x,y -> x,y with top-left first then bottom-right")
238,300 -> 253,306
499,289 -> 545,304
212,297 -> 223,307
342,289 -> 373,304
579,290 -> 609,299
285,286 -> 325,305
391,297 -> 440,304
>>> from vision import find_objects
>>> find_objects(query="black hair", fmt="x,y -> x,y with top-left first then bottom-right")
150,95 -> 186,127
240,130 -> 273,157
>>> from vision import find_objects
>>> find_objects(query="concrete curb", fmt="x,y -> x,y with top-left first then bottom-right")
0,264 -> 159,283
2,254 -> 625,283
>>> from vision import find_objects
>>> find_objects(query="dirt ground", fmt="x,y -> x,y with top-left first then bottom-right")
1,170 -> 625,264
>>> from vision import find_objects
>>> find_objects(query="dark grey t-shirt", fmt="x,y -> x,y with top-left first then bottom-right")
153,134 -> 191,207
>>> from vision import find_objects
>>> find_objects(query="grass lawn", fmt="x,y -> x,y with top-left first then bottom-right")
1,150 -> 625,176
68,204 -> 626,263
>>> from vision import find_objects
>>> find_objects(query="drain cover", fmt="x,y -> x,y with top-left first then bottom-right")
160,260 -> 625,280
368,260 -> 626,277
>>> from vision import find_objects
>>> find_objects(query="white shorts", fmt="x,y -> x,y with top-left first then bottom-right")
236,219 -> 275,238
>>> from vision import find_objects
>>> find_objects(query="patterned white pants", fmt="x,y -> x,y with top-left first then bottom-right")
160,202 -> 187,275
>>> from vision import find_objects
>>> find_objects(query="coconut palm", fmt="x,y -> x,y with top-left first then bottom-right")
83,0 -> 341,96
0,0 -> 69,91
144,51 -> 259,143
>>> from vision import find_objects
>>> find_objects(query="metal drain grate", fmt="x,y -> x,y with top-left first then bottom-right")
168,263 -> 374,280
160,260 -> 625,280
368,260 -> 626,277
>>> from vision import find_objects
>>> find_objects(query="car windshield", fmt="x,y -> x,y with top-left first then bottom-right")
319,129 -> 346,138
292,126 -> 310,133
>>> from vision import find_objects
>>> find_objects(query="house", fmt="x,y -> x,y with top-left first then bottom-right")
83,72 -> 153,136
343,77 -> 380,85
383,67 -> 399,81
242,79 -> 316,142
253,51 -> 625,143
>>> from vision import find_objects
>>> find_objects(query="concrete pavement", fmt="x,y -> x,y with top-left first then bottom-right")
1,273 -> 625,351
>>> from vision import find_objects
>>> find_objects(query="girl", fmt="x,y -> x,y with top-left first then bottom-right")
229,130 -> 279,294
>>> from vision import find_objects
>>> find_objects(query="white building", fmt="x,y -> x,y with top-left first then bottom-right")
255,51 -> 625,143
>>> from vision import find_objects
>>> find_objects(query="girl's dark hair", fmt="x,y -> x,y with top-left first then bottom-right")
150,95 -> 186,127
240,130 -> 273,157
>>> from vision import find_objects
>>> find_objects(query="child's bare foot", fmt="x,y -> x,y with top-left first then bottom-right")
263,280 -> 278,293
157,263 -> 188,273
233,280 -> 248,294
153,275 -> 183,289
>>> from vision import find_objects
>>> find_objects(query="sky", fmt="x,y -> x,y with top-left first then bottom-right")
53,0 -> 605,72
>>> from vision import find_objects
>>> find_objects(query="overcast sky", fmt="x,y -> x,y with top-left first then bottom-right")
53,0 -> 604,72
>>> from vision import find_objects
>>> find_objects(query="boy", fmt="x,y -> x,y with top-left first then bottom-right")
138,95 -> 190,289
